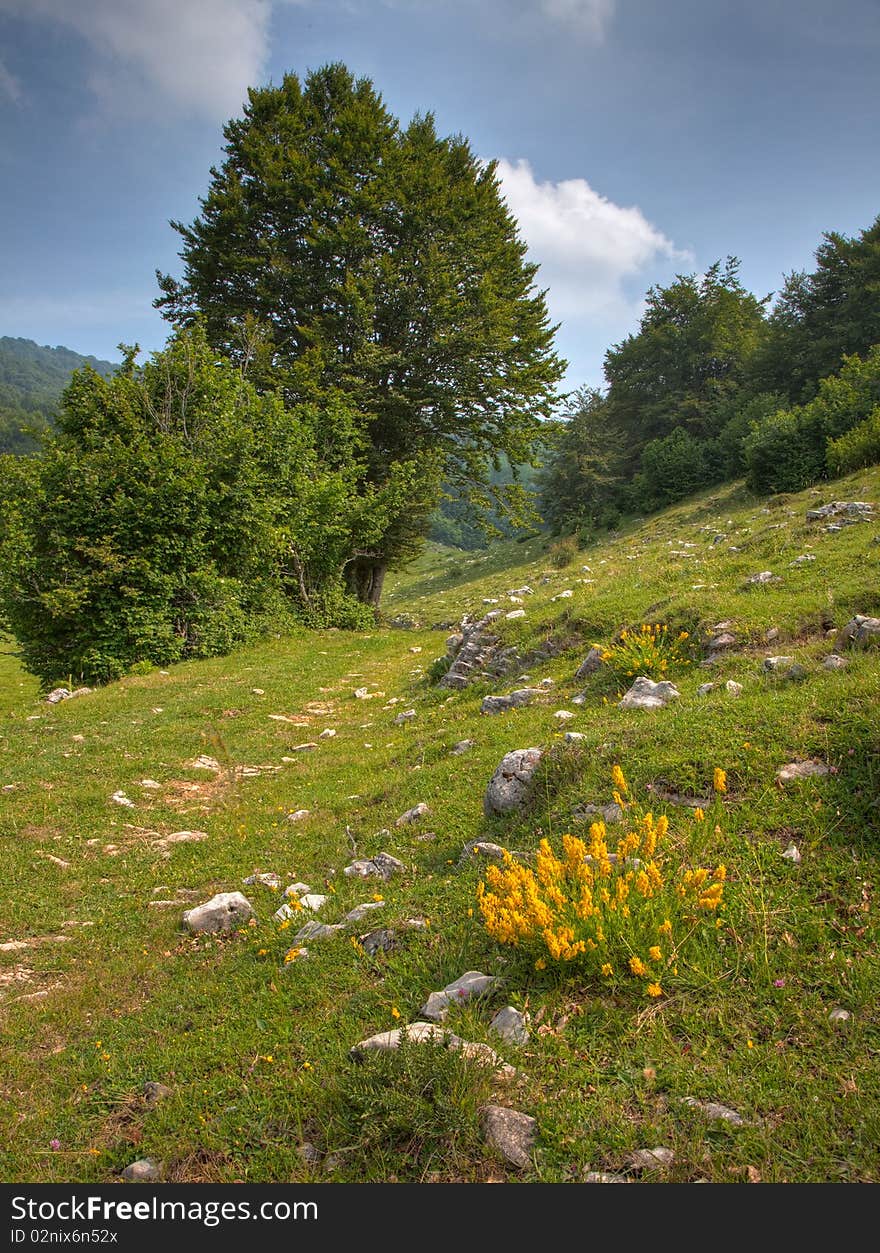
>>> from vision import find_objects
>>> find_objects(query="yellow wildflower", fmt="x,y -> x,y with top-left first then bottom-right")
648,946 -> 662,962
646,983 -> 663,998
713,767 -> 727,794
601,963 -> 613,977
611,764 -> 628,795
629,956 -> 648,976
694,807 -> 706,821
391,1007 -> 401,1020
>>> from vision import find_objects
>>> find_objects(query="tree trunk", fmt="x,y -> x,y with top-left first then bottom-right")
346,556 -> 388,607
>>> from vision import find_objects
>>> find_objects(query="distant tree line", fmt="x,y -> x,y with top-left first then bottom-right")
0,337 -> 116,454
539,214 -> 880,531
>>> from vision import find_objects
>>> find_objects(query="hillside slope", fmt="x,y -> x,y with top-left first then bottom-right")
0,336 -> 117,453
0,470 -> 878,1183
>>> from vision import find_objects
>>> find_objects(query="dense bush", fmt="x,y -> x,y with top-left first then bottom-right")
631,427 -> 713,510
827,405 -> 880,475
744,345 -> 880,493
0,326 -> 392,685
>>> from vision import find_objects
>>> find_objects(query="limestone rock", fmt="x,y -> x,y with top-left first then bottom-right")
625,1146 -> 675,1171
243,871 -> 282,888
583,1170 -> 630,1183
394,709 -> 417,725
575,647 -> 604,680
182,892 -> 255,934
572,801 -> 624,825
829,1007 -> 851,1024
697,682 -> 715,696
350,1022 -> 513,1080
725,680 -> 743,696
460,839 -> 506,863
190,755 -> 221,771
823,654 -> 848,670
292,920 -> 344,942
343,852 -> 405,880
618,677 -> 680,710
121,1158 -> 162,1182
837,615 -> 880,646
142,1082 -> 172,1106
746,570 -> 778,585
681,1097 -> 745,1125
451,739 -> 475,755
420,971 -> 501,1022
481,1105 -> 536,1169
781,842 -> 802,863
554,710 -> 574,721
777,760 -> 830,783
484,748 -> 543,817
490,1006 -> 529,1045
505,609 -> 526,620
396,803 -> 428,826
763,655 -> 794,672
343,901 -> 386,924
481,688 -> 541,715
564,731 -> 586,743
806,500 -> 874,522
286,809 -> 311,823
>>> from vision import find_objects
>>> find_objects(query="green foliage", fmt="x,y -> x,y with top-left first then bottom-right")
827,405 -> 880,475
630,427 -> 714,511
0,326 -> 394,685
157,64 -> 565,596
604,258 -> 768,473
537,387 -> 622,532
744,345 -> 880,493
548,536 -> 578,568
750,214 -> 880,403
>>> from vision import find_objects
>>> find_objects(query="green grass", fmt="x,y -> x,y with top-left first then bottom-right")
1,470 -> 879,1183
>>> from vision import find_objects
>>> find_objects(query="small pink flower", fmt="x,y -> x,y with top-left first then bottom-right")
774,979 -> 785,988
50,1139 -> 61,1151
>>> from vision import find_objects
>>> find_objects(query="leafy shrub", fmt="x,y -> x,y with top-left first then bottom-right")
0,326 -> 391,685
596,623 -> 693,681
633,428 -> 712,510
827,404 -> 880,475
477,767 -> 727,998
744,345 -> 880,492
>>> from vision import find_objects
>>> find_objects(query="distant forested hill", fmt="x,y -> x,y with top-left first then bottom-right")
0,337 -> 117,453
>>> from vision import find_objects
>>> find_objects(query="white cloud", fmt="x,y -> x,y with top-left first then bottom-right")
495,157 -> 691,325
0,55 -> 22,103
538,0 -> 614,39
0,0 -> 273,120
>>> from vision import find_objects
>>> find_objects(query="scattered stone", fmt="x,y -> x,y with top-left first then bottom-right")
190,755 -> 221,771
483,598 -> 499,605
110,791 -> 134,808
781,843 -> 802,863
243,871 -> 282,889
343,852 -> 405,880
777,760 -> 830,784
618,677 -> 680,710
554,710 -> 575,721
709,632 -> 737,651
343,901 -> 386,924
490,1006 -> 529,1045
564,731 -> 586,743
822,654 -> 848,673
292,920 -> 344,943
481,688 -> 541,715
789,555 -> 816,567
290,742 -> 318,752
420,971 -> 501,1022
440,612 -> 502,690
182,892 -> 255,934
505,609 -> 526,620
284,882 -> 312,897
725,680 -> 743,697
319,728 -> 336,739
353,687 -> 370,699
286,809 -> 311,823
575,647 -> 604,680
139,779 -> 162,790
45,687 -> 71,704
43,854 -> 71,869
837,615 -> 880,647
763,656 -> 794,672
451,739 -> 475,755
393,710 -> 417,725
121,1158 -> 162,1182
350,1023 -> 514,1078
829,1007 -> 851,1024
297,894 -> 328,912
583,1170 -> 630,1184
697,682 -> 715,696
460,840 -> 507,863
765,627 -> 780,642
395,803 -> 428,826
297,1143 -> 321,1165
358,928 -> 396,955
484,748 -> 543,818
251,688 -> 265,695
571,693 -> 587,706
539,677 -> 555,689
508,585 -> 534,596
551,589 -> 573,601
681,1097 -> 745,1126
481,1105 -> 536,1169
625,1147 -> 675,1171
142,1082 -> 172,1106
746,570 -> 778,585
806,500 -> 874,522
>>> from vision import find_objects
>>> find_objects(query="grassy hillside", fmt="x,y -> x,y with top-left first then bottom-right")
1,470 -> 878,1183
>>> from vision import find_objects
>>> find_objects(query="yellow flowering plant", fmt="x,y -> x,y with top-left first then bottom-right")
476,766 -> 727,999
595,623 -> 693,681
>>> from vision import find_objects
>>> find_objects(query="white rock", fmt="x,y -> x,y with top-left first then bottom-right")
554,710 -> 575,721
781,843 -> 802,863
618,677 -> 680,710
286,810 -> 311,823
285,882 -> 312,897
190,755 -> 221,771
121,1158 -> 162,1182
343,852 -> 405,880
829,1008 -> 851,1024
293,921 -> 343,942
551,589 -> 573,601
353,687 -> 370,699
110,791 -> 134,807
490,1006 -> 529,1045
747,570 -> 777,584
395,803 -> 428,826
697,683 -> 715,696
823,654 -> 848,670
350,1023 -> 514,1078
420,971 -> 501,1022
394,710 -> 417,725
583,1171 -> 630,1183
505,609 -> 526,620
625,1147 -> 675,1171
342,901 -> 386,924
319,728 -> 336,739
777,760 -> 830,783
182,892 -> 255,934
243,872 -> 282,888
298,894 -> 328,912
681,1097 -> 745,1125
564,731 -> 586,743
725,681 -> 743,696
763,656 -> 794,671
481,1105 -> 536,1169
484,747 -> 543,817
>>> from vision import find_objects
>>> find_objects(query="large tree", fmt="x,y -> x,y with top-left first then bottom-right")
602,258 -> 768,473
748,213 -> 880,404
157,63 -> 565,603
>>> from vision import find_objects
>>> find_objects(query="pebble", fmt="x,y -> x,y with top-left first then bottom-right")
121,1158 -> 162,1182
343,852 -> 405,880
681,1097 -> 745,1125
395,803 -> 428,826
828,1008 -> 851,1024
182,892 -> 255,934
777,760 -> 830,783
489,1006 -> 529,1045
481,1105 -> 536,1169
625,1146 -> 675,1171
286,810 -> 311,823
420,971 -> 500,1022
781,843 -> 802,864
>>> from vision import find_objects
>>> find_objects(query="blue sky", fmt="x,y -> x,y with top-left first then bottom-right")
1,0 -> 878,391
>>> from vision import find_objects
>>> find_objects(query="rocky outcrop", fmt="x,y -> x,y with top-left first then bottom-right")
484,748 -> 543,817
